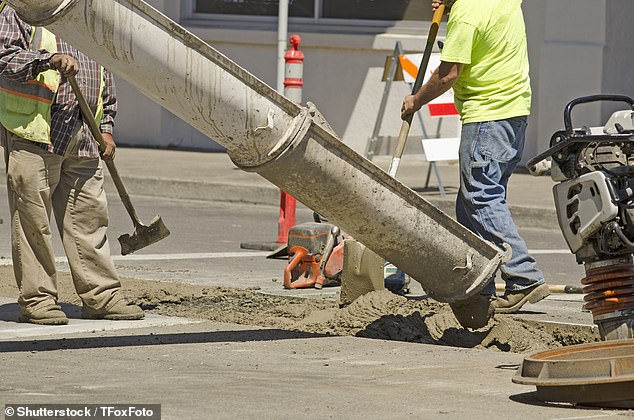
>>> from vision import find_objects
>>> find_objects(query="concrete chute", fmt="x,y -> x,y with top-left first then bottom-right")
5,0 -> 509,302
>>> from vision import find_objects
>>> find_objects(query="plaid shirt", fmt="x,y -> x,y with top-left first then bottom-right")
0,6 -> 116,158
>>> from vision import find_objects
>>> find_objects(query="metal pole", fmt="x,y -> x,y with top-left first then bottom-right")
277,0 -> 289,94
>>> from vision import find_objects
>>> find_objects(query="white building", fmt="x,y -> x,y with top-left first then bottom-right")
114,0 -> 634,163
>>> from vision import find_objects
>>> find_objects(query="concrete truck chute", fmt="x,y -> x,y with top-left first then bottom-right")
5,0 -> 509,302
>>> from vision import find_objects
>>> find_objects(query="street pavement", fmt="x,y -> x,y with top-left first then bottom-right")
1,148 -> 630,419
0,147 -> 558,228
96,148 -> 561,230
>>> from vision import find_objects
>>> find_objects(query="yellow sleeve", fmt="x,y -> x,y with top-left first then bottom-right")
440,20 -> 477,65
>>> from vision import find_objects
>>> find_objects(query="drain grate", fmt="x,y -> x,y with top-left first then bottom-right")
513,339 -> 634,408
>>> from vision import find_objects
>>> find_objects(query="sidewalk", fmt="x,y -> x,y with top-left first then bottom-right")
0,147 -> 559,229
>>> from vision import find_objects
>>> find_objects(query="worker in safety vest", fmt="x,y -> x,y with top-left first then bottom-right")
401,0 -> 548,328
0,4 -> 144,325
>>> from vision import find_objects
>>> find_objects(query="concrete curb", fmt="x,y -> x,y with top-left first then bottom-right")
106,176 -> 280,205
0,168 -> 558,230
0,149 -> 561,231
111,174 -> 560,230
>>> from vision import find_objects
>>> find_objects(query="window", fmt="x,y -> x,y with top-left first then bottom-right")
322,0 -> 431,21
193,0 -> 433,23
195,0 -> 315,18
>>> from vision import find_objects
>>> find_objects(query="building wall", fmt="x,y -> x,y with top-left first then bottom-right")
525,0 -> 606,159
113,1 -> 626,165
602,0 -> 634,120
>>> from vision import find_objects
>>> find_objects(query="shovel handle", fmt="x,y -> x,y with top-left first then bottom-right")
68,75 -> 142,227
388,4 -> 445,177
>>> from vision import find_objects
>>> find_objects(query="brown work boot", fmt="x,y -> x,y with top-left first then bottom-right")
449,294 -> 496,329
494,283 -> 550,314
82,298 -> 144,320
19,304 -> 68,325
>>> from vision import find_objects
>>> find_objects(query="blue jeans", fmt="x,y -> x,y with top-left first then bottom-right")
456,117 -> 544,296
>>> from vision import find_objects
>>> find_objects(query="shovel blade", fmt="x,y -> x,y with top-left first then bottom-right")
118,215 -> 170,255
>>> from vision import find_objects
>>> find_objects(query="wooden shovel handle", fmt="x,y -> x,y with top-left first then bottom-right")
389,4 -> 445,177
68,75 -> 142,226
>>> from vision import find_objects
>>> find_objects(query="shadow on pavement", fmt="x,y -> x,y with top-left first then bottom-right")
0,302 -> 85,322
357,312 -> 490,348
509,391 -> 609,411
0,328 -> 329,353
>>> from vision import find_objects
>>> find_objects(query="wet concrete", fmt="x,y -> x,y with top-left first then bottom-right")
0,268 -> 599,354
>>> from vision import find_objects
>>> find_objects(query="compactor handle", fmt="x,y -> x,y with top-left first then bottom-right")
564,94 -> 634,135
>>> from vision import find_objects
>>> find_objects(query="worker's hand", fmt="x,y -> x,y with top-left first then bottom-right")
401,94 -> 422,120
432,0 -> 444,12
49,53 -> 79,77
433,0 -> 454,12
100,132 -> 116,160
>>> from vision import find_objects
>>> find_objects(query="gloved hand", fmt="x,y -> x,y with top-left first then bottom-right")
49,53 -> 79,77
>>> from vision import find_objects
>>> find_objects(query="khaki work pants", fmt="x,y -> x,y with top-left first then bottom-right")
4,127 -> 121,314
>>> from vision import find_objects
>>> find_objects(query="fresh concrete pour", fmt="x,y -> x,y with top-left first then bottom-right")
0,267 -> 598,354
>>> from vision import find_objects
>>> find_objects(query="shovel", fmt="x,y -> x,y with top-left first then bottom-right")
69,75 -> 170,255
388,4 -> 445,177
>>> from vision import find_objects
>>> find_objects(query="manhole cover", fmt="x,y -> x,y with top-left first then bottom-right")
513,338 -> 634,408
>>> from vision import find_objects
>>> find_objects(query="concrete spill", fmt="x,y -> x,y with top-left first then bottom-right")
0,267 -> 599,353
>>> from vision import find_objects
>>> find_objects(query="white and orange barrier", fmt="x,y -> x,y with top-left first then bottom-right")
399,53 -> 459,118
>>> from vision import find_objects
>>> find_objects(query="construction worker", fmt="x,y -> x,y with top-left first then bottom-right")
0,4 -> 144,325
401,0 -> 549,327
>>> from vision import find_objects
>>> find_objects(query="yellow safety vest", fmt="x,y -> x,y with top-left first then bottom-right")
0,5 -> 105,144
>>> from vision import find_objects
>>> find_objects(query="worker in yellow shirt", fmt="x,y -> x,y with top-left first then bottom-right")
401,0 -> 548,328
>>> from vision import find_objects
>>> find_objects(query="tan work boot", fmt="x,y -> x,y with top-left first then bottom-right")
494,283 -> 550,314
449,294 -> 496,329
82,298 -> 144,320
19,304 -> 69,325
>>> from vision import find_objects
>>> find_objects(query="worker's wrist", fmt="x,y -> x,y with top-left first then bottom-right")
38,52 -> 55,73
413,93 -> 426,111
100,123 -> 114,134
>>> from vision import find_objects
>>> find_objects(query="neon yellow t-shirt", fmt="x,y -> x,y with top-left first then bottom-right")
440,0 -> 531,123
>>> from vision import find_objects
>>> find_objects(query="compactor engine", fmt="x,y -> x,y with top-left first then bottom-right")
530,95 -> 634,340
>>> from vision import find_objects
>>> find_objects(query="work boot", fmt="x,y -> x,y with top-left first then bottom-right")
19,304 -> 68,325
449,294 -> 496,330
82,298 -> 144,320
493,283 -> 550,314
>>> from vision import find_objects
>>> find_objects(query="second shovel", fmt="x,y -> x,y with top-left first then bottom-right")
69,75 -> 170,255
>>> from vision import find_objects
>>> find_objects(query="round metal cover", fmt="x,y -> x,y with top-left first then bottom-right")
513,339 -> 634,407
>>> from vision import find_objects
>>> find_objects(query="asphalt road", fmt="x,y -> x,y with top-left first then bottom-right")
0,183 -> 616,420
0,183 -> 585,295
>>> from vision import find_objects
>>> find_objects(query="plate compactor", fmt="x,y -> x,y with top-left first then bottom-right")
529,95 -> 634,340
